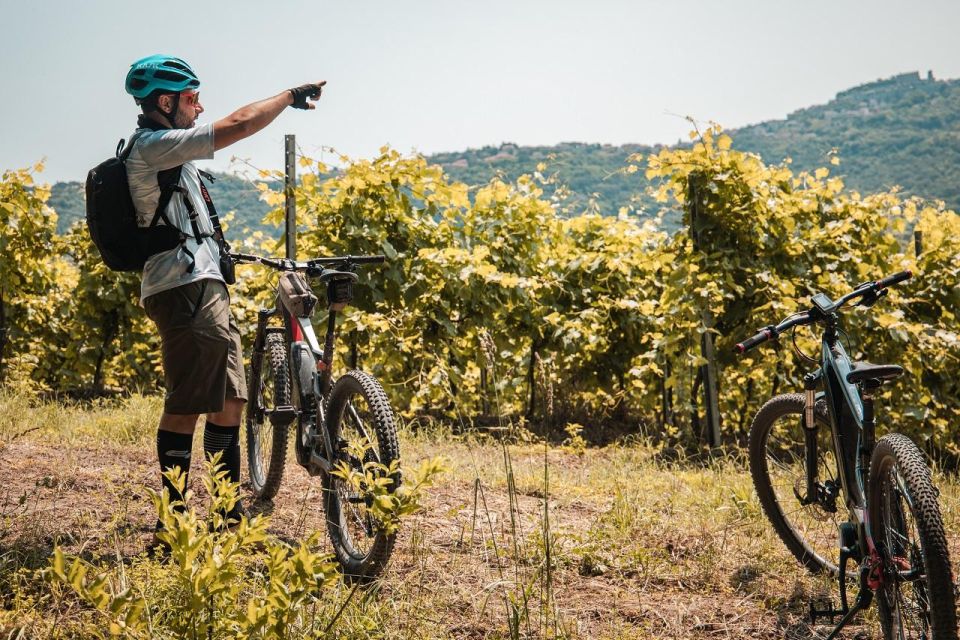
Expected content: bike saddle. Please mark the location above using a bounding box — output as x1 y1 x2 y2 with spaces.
317 269 358 283
846 361 904 385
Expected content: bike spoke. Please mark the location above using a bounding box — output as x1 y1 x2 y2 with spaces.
344 402 380 464
760 409 843 571
327 386 391 562
334 479 377 553
880 465 934 639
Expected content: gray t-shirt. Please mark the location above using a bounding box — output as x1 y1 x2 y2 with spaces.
126 122 224 301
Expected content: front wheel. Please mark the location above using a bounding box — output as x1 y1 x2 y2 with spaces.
749 393 845 575
870 433 957 640
322 370 400 582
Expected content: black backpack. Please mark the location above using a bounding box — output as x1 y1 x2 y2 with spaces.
85 132 183 272
86 130 235 281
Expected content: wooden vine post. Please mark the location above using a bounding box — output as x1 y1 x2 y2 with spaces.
687 172 722 448
285 134 297 260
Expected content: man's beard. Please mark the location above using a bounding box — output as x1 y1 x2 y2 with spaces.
174 111 196 129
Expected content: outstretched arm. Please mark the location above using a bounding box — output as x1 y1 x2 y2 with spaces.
213 81 325 151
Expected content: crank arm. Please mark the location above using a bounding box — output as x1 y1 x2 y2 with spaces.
823 566 874 640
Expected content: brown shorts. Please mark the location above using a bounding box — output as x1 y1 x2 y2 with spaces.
143 279 247 415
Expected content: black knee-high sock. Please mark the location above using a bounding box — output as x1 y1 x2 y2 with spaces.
156 430 193 511
203 422 241 486
204 422 242 521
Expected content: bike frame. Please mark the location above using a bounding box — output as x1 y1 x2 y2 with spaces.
801 315 889 636
249 260 382 477
818 335 868 515
803 307 891 529
251 299 337 474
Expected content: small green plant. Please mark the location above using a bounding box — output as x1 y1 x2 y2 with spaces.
331 445 449 535
561 423 586 456
43 454 442 638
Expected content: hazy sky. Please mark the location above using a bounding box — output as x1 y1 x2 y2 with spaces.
2 0 958 182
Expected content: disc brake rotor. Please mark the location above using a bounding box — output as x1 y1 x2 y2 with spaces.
794 477 833 522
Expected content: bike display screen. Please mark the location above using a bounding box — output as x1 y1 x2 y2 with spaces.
811 292 834 312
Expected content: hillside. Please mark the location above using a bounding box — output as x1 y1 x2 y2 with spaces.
433 71 960 215
429 141 661 218
47 71 960 233
732 71 960 206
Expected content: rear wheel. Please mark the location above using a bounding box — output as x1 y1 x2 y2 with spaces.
246 332 291 500
323 370 400 582
749 393 846 575
870 433 957 640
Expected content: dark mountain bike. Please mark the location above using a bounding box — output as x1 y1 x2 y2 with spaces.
234 252 399 582
736 271 956 640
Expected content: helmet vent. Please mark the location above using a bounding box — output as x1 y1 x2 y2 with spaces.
155 69 188 82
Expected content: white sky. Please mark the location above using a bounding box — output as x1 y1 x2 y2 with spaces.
2 0 958 182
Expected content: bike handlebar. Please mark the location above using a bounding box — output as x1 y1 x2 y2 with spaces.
734 314 812 354
735 326 777 354
734 270 913 354
230 252 386 272
876 270 912 290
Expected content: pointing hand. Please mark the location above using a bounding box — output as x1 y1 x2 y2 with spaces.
289 81 326 110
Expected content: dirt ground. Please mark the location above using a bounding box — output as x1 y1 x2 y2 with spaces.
0 439 914 639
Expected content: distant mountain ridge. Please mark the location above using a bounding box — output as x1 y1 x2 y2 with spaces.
48 71 960 234
732 71 960 206
432 71 960 217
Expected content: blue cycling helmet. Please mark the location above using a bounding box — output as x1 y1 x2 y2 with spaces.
125 54 200 102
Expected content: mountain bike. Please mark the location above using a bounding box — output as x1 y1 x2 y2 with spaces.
233 252 399 582
736 271 956 640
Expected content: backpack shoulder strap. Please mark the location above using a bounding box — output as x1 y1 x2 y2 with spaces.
118 130 147 162
151 164 208 275
154 165 209 242
197 170 229 250
150 165 186 231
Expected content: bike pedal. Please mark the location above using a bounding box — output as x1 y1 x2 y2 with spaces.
268 405 297 426
809 600 845 624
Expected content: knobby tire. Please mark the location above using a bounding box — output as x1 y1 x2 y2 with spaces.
246 332 291 500
323 370 400 582
870 433 957 640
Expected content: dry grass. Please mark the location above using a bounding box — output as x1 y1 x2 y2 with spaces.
1 391 958 638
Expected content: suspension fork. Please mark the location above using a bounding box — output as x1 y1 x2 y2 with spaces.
304 308 337 465
253 307 278 353
802 369 823 502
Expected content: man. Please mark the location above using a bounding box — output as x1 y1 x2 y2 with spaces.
123 54 324 534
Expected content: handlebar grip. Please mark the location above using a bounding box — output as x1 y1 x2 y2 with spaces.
230 252 258 264
351 255 387 264
876 270 912 290
735 327 775 354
